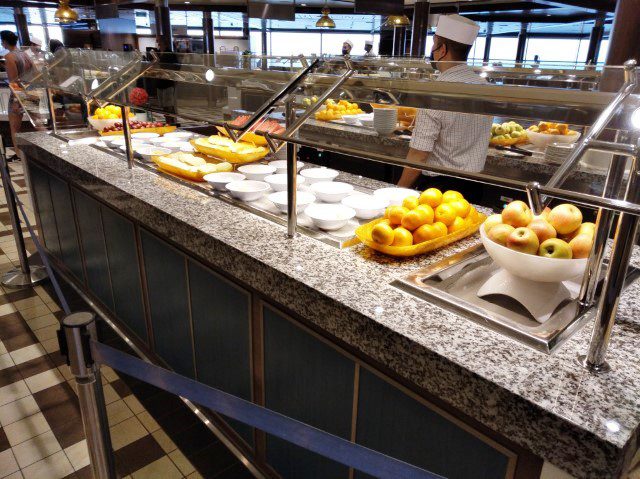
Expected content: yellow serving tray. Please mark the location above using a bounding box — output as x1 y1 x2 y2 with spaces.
355 214 486 257
191 138 269 164
99 125 177 136
216 126 269 146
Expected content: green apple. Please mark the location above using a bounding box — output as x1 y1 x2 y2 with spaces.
538 238 573 259
506 227 539 255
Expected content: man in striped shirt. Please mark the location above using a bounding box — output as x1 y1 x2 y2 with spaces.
398 15 493 202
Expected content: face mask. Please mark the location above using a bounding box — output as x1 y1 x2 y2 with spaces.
342 48 349 55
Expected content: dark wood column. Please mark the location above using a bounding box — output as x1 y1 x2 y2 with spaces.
515 23 527 65
261 19 267 56
483 22 493 63
392 26 406 56
410 0 430 57
154 0 173 51
13 7 30 47
203 10 215 54
605 0 640 66
585 15 605 65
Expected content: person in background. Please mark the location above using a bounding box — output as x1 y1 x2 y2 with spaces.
1 30 34 161
364 40 375 57
49 39 64 54
342 40 353 56
27 36 42 58
397 15 493 203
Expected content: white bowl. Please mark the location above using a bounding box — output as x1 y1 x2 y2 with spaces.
526 130 581 150
268 160 305 174
360 118 374 128
480 224 587 283
88 117 121 131
300 167 339 184
131 132 159 140
341 194 389 219
373 187 419 206
149 136 174 145
161 141 191 153
203 172 246 191
264 174 305 192
268 191 316 213
310 181 354 203
237 164 277 181
180 143 195 153
136 146 172 163
109 137 147 149
304 203 356 231
163 131 194 139
226 180 270 202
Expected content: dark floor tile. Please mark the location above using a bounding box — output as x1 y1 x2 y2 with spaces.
48 349 68 367
190 441 238 478
4 288 38 303
153 401 199 435
52 415 85 449
214 463 255 479
33 382 77 411
115 434 165 475
0 365 24 388
172 421 218 459
110 379 131 398
15 354 55 380
141 392 185 422
0 425 9 452
0 312 31 340
14 178 26 188
2 331 38 352
73 466 92 479
0 212 12 225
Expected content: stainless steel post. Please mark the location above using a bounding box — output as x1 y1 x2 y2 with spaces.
120 106 135 169
0 137 46 288
285 100 298 238
63 312 116 479
581 146 640 372
46 88 58 136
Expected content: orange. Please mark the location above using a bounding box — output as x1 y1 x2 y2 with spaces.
371 221 394 246
402 196 419 210
413 224 441 244
401 209 430 231
385 206 409 226
432 222 448 237
466 206 479 222
419 188 442 208
391 227 413 247
442 190 464 203
414 204 434 224
449 199 470 218
434 203 456 226
448 216 467 234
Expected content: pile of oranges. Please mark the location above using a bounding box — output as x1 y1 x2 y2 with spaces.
371 189 479 247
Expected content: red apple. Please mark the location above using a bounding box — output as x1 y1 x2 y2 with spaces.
548 204 583 235
569 234 593 259
501 200 533 228
488 224 515 246
506 227 540 255
528 218 557 243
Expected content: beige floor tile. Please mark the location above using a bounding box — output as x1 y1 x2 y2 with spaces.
9 344 46 366
0 396 40 427
169 449 195 476
3 471 24 479
0 341 7 355
24 369 65 394
19 305 51 321
12 297 45 312
151 429 177 454
63 439 89 471
186 472 203 479
136 411 160 433
33 324 59 343
102 383 119 404
0 380 31 407
109 416 148 451
66 379 77 395
33 286 50 300
12 430 62 468
106 399 134 427
57 365 74 381
26 313 58 332
0 449 19 478
46 302 61 313
100 366 118 383
4 412 51 447
0 303 17 316
21 450 74 479
0 352 14 371
123 395 144 415
131 456 182 479
41 337 60 354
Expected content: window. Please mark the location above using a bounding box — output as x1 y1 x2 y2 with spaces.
524 38 587 66
270 32 320 56
597 39 610 64
469 37 486 63
214 12 244 37
489 37 519 63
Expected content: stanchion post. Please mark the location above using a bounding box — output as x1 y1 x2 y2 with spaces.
0 137 46 288
285 99 298 238
63 312 116 479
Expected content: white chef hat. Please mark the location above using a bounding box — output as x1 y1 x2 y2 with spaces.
29 35 42 46
344 40 353 48
435 14 480 45
365 40 373 46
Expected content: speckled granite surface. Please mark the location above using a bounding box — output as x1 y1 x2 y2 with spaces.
18 132 640 479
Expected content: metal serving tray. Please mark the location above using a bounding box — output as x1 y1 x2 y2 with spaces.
392 245 640 353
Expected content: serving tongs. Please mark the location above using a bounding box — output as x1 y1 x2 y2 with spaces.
494 144 533 157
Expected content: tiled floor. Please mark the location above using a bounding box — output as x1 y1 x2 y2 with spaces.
0 156 251 479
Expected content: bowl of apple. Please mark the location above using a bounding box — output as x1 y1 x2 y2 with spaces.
480 201 592 283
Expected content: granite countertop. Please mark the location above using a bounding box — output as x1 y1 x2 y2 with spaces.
18 132 640 479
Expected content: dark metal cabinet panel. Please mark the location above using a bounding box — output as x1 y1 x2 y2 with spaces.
101 207 148 345
355 368 510 479
188 260 253 446
141 229 194 378
27 164 61 258
72 189 114 312
263 306 353 479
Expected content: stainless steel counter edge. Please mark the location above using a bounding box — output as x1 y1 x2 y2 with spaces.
17 132 640 479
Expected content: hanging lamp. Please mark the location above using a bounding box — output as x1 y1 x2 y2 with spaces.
316 2 335 29
384 14 410 27
54 0 79 23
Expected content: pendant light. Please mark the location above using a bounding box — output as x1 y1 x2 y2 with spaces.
384 14 410 27
316 2 335 29
54 0 79 23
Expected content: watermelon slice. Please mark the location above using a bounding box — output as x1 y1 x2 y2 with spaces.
231 115 285 135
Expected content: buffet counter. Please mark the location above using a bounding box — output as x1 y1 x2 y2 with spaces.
18 131 640 479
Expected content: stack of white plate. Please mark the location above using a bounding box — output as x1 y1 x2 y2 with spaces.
373 108 398 135
545 143 574 164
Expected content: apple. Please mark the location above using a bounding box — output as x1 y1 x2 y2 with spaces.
538 238 572 259
483 214 503 234
528 218 557 243
569 234 593 259
548 204 583 235
533 206 552 221
565 221 596 241
501 200 533 228
506 227 540 255
488 224 515 246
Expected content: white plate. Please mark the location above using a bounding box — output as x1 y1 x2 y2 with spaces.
373 187 419 206
310 181 354 203
304 203 356 231
131 132 160 140
268 191 316 213
163 131 194 139
226 180 270 202
341 194 388 219
203 172 246 191
136 146 172 163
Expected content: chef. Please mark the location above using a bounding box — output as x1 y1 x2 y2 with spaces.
364 40 376 57
397 14 493 202
342 39 353 56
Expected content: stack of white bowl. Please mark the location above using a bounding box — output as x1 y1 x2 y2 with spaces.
373 108 398 136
